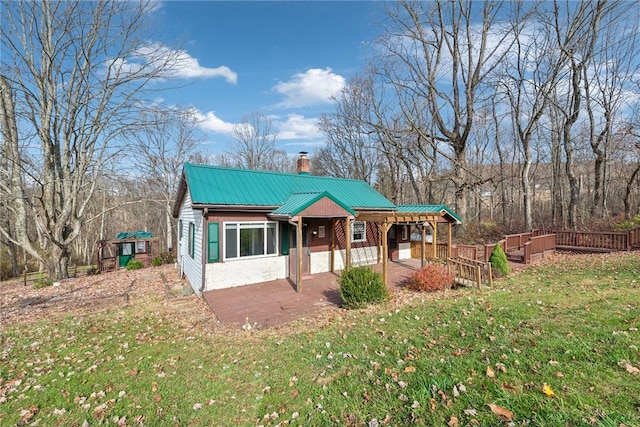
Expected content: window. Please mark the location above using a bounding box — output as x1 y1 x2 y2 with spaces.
179 220 183 239
401 225 408 241
352 221 366 243
121 243 133 256
225 222 277 259
188 222 195 258
135 241 146 254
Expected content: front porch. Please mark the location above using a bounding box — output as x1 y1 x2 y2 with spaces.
202 258 423 328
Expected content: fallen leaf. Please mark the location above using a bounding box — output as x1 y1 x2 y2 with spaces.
151 382 157 392
542 384 555 397
488 403 513 421
619 361 640 375
404 366 416 373
128 369 138 377
430 398 437 410
486 366 495 378
448 415 459 426
548 360 559 366
501 383 517 392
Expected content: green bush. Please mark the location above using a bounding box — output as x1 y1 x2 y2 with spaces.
125 259 145 270
405 264 454 292
152 257 163 267
338 266 388 309
86 265 100 276
32 277 53 289
489 244 511 277
158 251 175 264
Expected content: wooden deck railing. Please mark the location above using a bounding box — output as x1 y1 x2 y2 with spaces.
522 233 556 263
446 256 493 288
541 229 634 251
412 224 640 267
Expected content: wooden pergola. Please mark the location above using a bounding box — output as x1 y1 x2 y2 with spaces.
355 211 457 286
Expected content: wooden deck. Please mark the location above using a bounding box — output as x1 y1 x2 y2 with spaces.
202 259 423 328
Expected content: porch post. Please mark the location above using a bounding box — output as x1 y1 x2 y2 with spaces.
345 217 351 268
377 226 382 264
447 221 453 258
382 221 390 286
330 219 335 273
297 216 303 293
431 220 438 259
421 223 426 267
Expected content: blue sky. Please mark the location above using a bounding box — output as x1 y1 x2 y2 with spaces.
151 1 387 155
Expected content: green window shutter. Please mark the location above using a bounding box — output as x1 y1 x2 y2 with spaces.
280 222 289 255
208 222 219 262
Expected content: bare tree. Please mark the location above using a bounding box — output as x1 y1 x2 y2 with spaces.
551 1 607 229
375 0 514 231
315 76 380 183
130 107 204 252
0 0 180 279
226 112 284 171
583 5 640 217
498 1 566 230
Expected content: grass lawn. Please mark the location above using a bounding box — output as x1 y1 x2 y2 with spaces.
1 253 639 426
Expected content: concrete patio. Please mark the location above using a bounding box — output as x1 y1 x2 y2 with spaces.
202 259 424 328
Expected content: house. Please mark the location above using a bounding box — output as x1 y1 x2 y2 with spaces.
172 154 462 294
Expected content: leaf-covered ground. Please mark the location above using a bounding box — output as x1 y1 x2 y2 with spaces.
1 253 639 426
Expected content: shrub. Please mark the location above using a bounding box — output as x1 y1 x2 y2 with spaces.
338 266 388 309
32 277 53 289
158 251 175 264
125 259 145 270
405 264 454 292
489 244 511 277
86 265 100 276
152 257 163 267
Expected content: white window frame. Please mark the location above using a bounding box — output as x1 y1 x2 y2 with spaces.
135 241 147 254
352 221 366 243
223 221 278 261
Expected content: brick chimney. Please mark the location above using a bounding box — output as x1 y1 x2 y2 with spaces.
296 151 310 175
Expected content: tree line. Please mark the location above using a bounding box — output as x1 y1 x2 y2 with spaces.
2 0 640 280
315 0 640 234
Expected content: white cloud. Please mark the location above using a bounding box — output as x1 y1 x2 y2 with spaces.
272 68 345 108
275 113 322 140
192 110 235 134
114 43 238 83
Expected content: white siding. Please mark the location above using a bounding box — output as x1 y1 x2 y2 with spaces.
398 242 412 260
331 245 380 270
177 192 203 294
204 256 288 290
310 251 331 274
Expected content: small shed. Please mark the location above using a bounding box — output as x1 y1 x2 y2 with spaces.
97 231 159 272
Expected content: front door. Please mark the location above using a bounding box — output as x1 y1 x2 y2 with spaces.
119 243 134 268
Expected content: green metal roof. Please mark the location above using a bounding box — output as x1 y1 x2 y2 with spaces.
182 163 395 210
272 192 356 217
396 204 463 224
